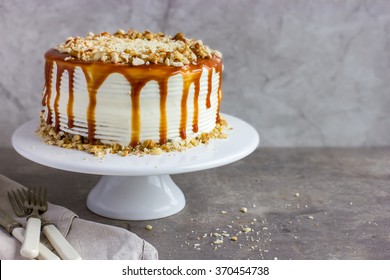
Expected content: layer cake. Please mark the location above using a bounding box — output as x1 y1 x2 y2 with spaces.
38 29 227 156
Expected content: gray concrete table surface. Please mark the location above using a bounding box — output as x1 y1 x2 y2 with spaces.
1 147 389 260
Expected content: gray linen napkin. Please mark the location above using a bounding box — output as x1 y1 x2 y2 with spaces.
0 174 158 260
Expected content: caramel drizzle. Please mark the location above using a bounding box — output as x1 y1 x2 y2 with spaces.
43 49 222 147
54 65 67 132
192 73 201 133
158 79 168 144
180 76 191 140
129 81 147 146
67 67 75 128
206 68 213 109
81 66 109 144
216 67 223 123
42 60 54 124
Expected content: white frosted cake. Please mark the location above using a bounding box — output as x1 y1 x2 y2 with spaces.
38 29 227 156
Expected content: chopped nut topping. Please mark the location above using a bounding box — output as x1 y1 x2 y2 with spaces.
55 29 222 67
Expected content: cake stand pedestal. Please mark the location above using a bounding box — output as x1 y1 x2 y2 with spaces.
86 175 185 220
12 114 259 220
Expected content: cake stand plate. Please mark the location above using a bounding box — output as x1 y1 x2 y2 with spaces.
12 114 259 220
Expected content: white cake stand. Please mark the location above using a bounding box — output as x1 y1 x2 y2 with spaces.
12 114 259 220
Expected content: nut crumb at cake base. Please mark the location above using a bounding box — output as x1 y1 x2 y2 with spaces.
36 116 229 158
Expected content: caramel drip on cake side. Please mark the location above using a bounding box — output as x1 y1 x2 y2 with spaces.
158 80 168 144
54 65 67 132
192 73 201 134
179 76 191 140
80 66 111 144
216 66 223 123
129 81 147 146
42 60 54 125
43 60 77 130
67 67 75 128
206 68 213 109
44 49 222 147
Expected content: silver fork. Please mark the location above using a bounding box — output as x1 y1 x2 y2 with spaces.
0 203 59 260
8 187 82 260
8 187 45 258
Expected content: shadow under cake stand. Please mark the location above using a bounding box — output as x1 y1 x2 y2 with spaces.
12 114 259 220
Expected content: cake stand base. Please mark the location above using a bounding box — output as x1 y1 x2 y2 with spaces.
86 175 185 220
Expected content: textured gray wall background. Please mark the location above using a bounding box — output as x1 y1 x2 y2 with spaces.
1 0 390 147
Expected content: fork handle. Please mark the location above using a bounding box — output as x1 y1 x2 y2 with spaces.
12 227 60 260
42 224 82 260
20 217 41 259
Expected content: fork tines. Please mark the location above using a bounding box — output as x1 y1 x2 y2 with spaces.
8 187 48 215
25 186 48 208
8 189 30 216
